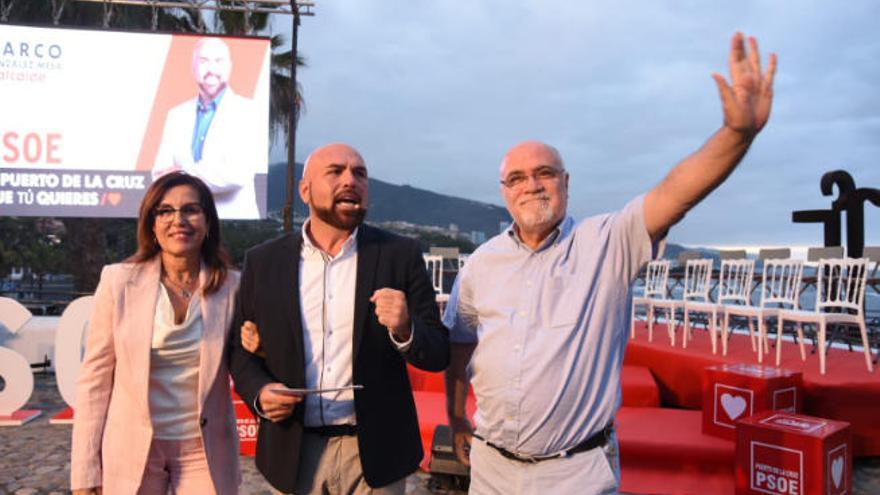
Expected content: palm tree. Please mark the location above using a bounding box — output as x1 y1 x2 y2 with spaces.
213 3 306 146
1 2 211 290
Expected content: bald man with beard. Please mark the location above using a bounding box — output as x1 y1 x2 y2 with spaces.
444 33 777 494
153 37 264 219
228 143 449 494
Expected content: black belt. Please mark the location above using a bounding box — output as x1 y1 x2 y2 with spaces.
473 425 613 464
304 424 357 437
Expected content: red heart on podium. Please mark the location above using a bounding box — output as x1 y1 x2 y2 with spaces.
107 193 122 206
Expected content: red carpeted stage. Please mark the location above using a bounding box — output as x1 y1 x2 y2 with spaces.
409 321 879 494
625 321 880 457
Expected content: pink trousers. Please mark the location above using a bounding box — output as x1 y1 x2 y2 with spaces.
137 437 217 494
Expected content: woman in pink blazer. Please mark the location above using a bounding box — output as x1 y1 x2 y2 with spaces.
71 172 240 494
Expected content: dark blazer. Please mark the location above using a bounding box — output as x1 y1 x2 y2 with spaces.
228 224 449 492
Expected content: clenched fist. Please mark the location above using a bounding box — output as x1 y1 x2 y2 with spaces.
370 288 411 342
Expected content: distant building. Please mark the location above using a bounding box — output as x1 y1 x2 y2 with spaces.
449 223 459 233
499 221 511 234
470 230 487 245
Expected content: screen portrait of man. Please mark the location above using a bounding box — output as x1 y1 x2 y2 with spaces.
152 37 265 219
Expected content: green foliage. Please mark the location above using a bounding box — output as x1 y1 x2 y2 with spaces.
220 219 285 268
0 217 65 283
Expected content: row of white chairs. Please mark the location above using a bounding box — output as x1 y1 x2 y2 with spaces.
631 255 876 375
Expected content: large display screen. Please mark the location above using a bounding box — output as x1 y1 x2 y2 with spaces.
0 24 270 219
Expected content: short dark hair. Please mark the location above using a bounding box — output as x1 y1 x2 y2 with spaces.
128 172 231 294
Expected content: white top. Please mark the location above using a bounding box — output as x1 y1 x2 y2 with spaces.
299 223 360 427
149 284 202 439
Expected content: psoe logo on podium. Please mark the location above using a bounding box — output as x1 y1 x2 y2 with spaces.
714 383 753 428
750 441 803 495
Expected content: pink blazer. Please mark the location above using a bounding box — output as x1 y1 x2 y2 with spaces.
70 258 240 494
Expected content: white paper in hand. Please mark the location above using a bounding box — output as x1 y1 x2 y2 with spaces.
269 384 364 396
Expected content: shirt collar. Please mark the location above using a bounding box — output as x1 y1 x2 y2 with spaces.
301 219 359 259
506 216 574 252
197 88 226 113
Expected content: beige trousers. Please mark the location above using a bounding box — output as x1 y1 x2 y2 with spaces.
273 432 407 495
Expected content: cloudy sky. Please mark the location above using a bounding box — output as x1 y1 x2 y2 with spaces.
271 0 879 248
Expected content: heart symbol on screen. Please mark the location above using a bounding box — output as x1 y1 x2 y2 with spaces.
720 393 747 420
107 193 122 206
832 456 843 488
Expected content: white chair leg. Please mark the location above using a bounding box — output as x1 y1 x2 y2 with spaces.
722 312 730 356
858 321 874 372
818 321 827 375
668 307 676 347
796 323 806 361
647 305 655 342
709 310 717 355
747 315 756 352
774 317 783 366
764 318 770 354
683 310 690 349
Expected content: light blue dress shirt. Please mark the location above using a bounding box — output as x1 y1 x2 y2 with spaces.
191 89 225 162
443 195 655 457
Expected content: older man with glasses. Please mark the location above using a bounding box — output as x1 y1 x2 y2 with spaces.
444 32 777 494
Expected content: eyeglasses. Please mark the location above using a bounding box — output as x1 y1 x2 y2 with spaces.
154 203 204 223
500 167 564 189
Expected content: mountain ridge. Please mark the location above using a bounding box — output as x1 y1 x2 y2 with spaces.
267 162 511 235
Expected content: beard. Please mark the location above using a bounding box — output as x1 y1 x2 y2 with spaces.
515 197 556 231
313 202 367 231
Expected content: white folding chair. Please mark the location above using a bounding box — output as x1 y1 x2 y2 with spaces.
722 259 804 362
423 254 447 307
652 259 713 348
630 260 671 342
682 259 750 354
686 259 755 355
776 258 873 375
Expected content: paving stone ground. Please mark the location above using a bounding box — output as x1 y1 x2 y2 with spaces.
2 373 877 494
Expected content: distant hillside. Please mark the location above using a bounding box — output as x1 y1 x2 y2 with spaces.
267 162 511 235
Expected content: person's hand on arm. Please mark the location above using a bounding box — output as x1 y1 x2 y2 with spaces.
445 342 476 466
644 32 777 241
240 320 266 358
370 288 412 344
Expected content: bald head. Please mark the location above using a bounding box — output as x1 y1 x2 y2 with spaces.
302 143 365 180
192 38 232 103
500 141 564 177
